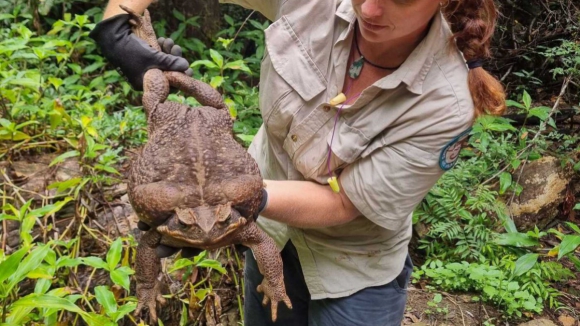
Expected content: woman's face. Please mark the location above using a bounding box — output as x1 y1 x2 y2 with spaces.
351 0 441 44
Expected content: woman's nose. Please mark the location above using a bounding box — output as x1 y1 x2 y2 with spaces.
360 0 384 20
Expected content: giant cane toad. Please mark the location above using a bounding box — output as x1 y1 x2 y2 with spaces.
121 6 292 323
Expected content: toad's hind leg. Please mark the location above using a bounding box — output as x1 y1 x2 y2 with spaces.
134 230 166 324
142 69 169 118
164 71 226 110
235 223 292 321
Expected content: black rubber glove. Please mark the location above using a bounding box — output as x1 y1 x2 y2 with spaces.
89 14 190 91
137 221 202 258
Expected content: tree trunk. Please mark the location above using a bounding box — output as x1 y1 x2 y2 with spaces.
150 0 221 43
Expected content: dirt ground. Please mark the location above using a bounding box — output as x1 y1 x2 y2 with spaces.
402 286 580 326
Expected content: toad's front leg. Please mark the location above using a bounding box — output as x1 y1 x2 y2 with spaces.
134 230 167 324
236 222 292 321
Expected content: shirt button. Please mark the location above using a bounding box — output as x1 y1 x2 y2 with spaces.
322 105 331 112
291 134 298 142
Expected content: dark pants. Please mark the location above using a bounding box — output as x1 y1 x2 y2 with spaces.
243 241 412 326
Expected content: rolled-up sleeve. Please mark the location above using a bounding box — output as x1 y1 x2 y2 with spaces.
340 141 444 230
219 0 282 21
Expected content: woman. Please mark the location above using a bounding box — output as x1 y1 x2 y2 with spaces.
90 0 505 325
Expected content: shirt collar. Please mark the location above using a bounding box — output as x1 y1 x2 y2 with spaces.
335 1 450 95
336 0 355 23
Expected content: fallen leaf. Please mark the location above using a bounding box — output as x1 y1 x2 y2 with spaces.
405 312 420 323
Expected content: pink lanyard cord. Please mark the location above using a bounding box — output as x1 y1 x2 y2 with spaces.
326 80 361 178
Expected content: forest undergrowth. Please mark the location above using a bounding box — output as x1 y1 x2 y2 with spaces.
0 1 579 325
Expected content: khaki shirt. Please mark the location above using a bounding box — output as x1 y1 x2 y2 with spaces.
220 0 474 299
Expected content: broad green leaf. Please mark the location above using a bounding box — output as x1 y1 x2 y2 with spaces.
8 245 50 290
15 120 39 129
169 258 195 273
67 63 82 74
0 247 28 284
558 235 580 259
190 60 217 69
505 100 525 109
106 238 123 270
196 260 226 274
565 221 580 234
28 198 72 218
522 91 532 110
94 164 120 175
12 294 88 317
75 15 88 26
56 257 83 269
4 305 34 325
49 150 79 167
224 15 234 26
34 278 52 294
513 253 538 277
172 8 185 21
113 302 136 322
236 134 254 143
224 60 251 73
494 232 539 247
432 293 442 303
85 312 116 326
0 118 12 128
110 268 131 290
26 264 54 279
209 49 224 68
48 177 83 192
483 286 498 297
1 131 31 141
574 203 580 211
9 78 40 90
82 62 105 74
507 281 520 291
210 76 224 89
94 286 117 315
81 257 108 270
528 107 550 121
499 172 512 195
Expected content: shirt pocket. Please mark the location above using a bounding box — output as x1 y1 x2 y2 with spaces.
260 15 327 139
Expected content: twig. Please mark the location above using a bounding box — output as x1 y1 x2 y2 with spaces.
481 75 572 186
500 64 514 82
508 159 528 206
231 10 256 45
443 293 466 326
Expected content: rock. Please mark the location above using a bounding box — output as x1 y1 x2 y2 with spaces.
5 154 81 201
518 319 558 326
558 315 579 326
509 156 574 231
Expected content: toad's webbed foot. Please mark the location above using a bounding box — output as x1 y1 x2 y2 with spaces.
257 276 293 322
119 5 160 51
134 280 167 324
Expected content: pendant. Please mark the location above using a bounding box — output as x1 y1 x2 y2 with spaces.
349 56 364 79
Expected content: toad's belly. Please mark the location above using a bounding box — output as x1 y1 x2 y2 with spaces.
159 235 238 250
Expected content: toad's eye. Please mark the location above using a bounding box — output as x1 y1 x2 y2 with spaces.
178 219 188 228
218 214 231 223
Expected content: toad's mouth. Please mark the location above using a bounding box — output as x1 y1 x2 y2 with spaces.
156 217 247 246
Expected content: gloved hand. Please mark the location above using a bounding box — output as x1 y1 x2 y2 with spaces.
137 221 202 258
89 14 191 91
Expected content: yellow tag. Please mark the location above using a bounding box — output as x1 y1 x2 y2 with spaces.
328 176 340 193
329 93 346 106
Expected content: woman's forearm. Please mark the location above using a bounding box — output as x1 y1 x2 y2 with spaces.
104 0 155 19
260 179 361 229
